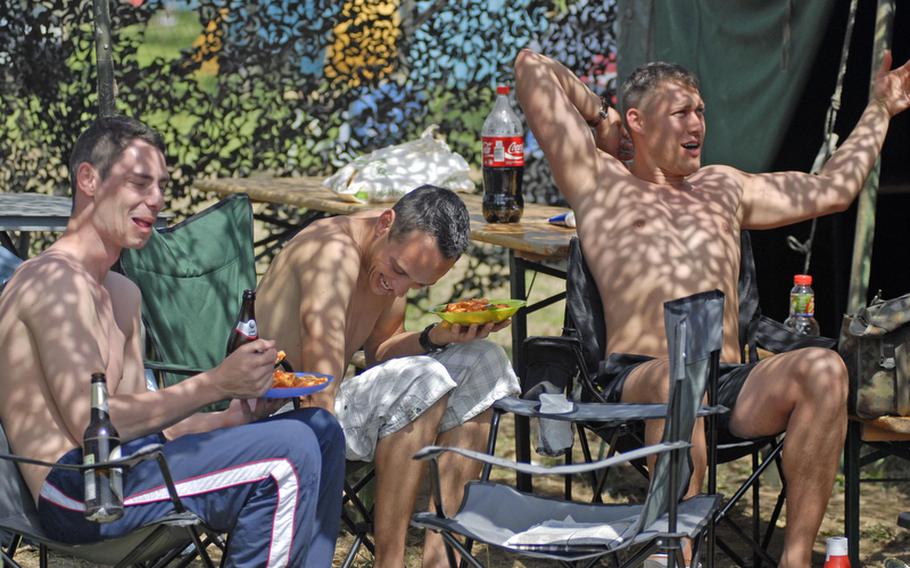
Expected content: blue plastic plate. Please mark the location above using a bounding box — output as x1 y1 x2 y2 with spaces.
263 372 333 398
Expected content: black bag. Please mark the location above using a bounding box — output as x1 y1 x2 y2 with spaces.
840 292 910 419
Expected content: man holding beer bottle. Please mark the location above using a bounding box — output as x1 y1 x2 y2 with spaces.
0 116 344 567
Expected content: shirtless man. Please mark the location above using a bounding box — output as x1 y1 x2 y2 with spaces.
256 184 520 568
0 116 344 567
515 49 910 566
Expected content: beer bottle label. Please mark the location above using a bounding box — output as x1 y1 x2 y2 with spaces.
234 319 258 339
83 453 97 501
110 446 123 501
482 136 524 167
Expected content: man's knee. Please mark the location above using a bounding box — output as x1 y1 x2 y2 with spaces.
793 348 848 409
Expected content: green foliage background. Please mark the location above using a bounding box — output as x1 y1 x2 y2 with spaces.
0 0 618 298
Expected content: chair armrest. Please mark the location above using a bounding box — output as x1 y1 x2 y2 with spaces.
493 396 727 423
145 359 205 376
413 441 689 477
753 315 836 353
0 443 164 472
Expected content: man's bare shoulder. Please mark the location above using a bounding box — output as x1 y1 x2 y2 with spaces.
287 216 362 258
2 252 91 313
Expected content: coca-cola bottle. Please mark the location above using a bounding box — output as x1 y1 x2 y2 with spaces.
226 289 258 355
481 85 524 223
83 372 124 523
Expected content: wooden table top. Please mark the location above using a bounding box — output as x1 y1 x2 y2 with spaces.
194 176 576 261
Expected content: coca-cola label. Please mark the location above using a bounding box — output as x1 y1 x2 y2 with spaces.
482 136 524 167
234 319 258 339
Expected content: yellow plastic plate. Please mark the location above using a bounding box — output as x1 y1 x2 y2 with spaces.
430 299 526 325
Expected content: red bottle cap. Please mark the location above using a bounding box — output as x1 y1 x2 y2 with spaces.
496 85 510 95
794 274 812 286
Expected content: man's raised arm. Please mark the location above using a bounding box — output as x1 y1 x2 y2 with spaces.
741 50 910 229
514 48 629 206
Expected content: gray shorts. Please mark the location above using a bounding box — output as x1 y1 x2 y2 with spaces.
334 340 520 462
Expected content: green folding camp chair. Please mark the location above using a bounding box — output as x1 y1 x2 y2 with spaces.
119 193 256 402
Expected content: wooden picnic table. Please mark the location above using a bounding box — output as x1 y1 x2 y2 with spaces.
193 176 575 262
194 176 576 491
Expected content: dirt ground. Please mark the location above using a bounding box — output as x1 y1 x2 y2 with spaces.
9 419 910 567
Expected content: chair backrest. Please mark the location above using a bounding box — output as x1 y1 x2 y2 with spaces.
119 193 256 388
565 238 606 375
637 290 724 533
567 232 779 372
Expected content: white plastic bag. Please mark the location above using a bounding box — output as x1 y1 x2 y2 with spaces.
324 125 475 203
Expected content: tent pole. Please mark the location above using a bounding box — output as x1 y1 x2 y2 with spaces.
93 0 116 117
846 0 894 315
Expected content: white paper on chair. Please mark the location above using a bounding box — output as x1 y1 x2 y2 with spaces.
538 393 574 414
503 516 626 548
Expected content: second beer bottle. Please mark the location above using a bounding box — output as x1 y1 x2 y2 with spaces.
226 289 258 355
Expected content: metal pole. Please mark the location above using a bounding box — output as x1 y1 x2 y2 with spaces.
93 0 116 117
846 0 894 315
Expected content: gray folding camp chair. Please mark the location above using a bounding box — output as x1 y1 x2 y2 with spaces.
0 421 221 568
411 290 727 568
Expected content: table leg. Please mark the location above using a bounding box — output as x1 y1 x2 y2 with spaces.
845 419 861 567
509 252 533 492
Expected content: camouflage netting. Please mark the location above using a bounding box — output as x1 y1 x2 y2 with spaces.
0 0 617 301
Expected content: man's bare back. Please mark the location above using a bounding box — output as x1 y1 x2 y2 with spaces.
257 211 401 388
576 165 745 362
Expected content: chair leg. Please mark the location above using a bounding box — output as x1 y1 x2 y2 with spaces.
845 419 862 567
439 532 483 568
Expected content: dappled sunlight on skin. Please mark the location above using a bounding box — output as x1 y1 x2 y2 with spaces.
256 216 362 407
0 254 108 498
578 168 742 362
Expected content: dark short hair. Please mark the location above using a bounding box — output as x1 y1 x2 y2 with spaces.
390 185 470 260
619 61 700 126
69 115 166 199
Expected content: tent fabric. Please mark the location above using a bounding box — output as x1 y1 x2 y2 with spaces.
616 0 835 172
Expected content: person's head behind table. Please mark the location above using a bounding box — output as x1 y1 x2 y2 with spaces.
68 115 166 209
390 184 470 260
365 184 469 298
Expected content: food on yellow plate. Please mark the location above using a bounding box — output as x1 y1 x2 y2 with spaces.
443 298 510 313
272 369 329 389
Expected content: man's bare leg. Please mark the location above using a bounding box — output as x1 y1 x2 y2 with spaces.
421 408 493 568
621 359 701 564
729 348 848 568
372 396 448 568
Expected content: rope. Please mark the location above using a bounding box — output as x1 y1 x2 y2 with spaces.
787 0 858 274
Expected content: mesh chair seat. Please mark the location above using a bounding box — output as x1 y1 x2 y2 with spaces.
413 481 721 563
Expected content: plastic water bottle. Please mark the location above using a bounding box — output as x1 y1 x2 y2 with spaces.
783 274 820 336
481 85 524 223
824 536 850 567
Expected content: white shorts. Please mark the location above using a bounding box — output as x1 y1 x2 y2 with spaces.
334 340 520 462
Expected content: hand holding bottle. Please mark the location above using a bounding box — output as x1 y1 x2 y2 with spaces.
215 339 277 399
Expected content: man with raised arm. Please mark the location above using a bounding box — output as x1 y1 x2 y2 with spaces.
515 49 910 566
256 184 520 568
0 116 344 567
